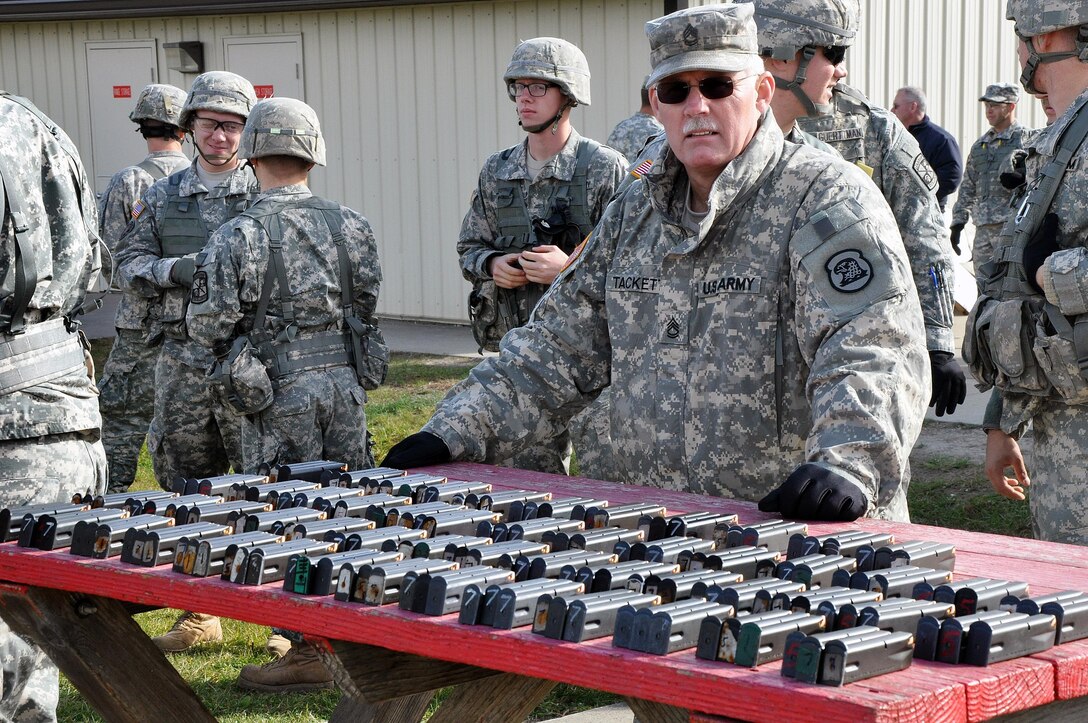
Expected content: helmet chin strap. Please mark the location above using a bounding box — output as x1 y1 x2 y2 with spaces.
1018 35 1078 94
773 46 833 117
520 101 573 134
195 144 238 168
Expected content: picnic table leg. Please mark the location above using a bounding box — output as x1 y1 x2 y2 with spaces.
626 696 694 723
427 672 558 723
0 582 215 723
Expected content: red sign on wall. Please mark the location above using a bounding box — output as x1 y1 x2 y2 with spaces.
254 85 274 98
113 85 132 99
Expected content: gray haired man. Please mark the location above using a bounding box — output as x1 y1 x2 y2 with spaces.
386 3 927 523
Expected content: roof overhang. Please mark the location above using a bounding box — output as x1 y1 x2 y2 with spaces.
0 1 458 22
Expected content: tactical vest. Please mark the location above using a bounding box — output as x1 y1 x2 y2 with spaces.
0 92 88 394
964 126 1028 226
492 137 600 253
242 196 387 389
965 105 1088 402
803 85 870 164
158 169 257 258
136 157 171 182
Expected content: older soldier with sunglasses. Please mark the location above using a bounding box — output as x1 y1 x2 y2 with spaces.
385 3 927 523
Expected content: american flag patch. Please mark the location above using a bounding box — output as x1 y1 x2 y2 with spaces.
631 158 653 178
131 199 146 219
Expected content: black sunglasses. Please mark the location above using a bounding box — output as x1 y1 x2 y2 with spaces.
821 45 848 65
655 75 755 105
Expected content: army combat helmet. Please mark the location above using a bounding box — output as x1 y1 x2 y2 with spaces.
239 97 326 166
178 71 257 168
1006 0 1088 94
129 83 187 139
753 0 857 116
503 37 591 133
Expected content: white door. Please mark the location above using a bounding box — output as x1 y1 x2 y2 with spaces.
85 40 159 195
223 35 303 101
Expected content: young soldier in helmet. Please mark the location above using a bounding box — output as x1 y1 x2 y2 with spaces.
98 83 190 494
969 0 1088 545
114 70 259 652
761 0 966 418
187 96 386 691
387 3 927 523
458 37 626 475
951 83 1030 279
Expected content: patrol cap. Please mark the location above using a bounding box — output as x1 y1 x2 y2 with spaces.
1006 0 1088 37
239 97 326 166
178 71 257 128
645 3 760 87
129 84 187 125
504 37 592 106
979 83 1020 103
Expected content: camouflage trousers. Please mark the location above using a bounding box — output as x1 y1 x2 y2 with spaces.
99 329 160 493
502 431 571 476
242 366 372 474
149 352 242 489
0 430 107 723
971 223 1004 281
568 391 613 481
1026 401 1088 545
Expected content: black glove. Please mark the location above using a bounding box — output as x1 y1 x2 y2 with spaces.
381 431 451 469
929 350 967 417
1022 213 1061 293
999 169 1026 190
170 257 196 287
758 463 868 521
949 223 964 255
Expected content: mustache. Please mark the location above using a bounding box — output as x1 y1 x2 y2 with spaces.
682 118 718 135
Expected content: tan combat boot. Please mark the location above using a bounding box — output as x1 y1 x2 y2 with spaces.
236 641 335 693
153 611 223 652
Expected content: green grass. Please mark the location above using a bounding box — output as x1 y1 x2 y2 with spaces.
70 339 1025 720
74 340 613 721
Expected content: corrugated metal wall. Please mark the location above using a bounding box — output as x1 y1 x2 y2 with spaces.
0 0 1046 323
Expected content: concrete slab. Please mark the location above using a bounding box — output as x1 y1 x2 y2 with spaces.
543 702 633 723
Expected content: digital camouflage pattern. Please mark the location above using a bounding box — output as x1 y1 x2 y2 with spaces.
645 2 759 86
989 88 1088 544
239 97 325 166
1 93 107 722
187 185 383 472
606 112 663 162
97 150 191 492
427 115 928 521
177 71 257 130
129 84 187 125
797 83 956 353
1005 0 1088 38
459 129 625 473
952 122 1028 276
114 163 258 486
979 83 1020 104
504 37 592 106
753 0 857 60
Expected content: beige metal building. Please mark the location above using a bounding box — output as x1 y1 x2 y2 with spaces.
0 0 1046 324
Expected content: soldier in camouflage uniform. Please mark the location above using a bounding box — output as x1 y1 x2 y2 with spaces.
781 0 965 418
459 37 626 475
98 83 190 493
115 71 259 652
968 0 1088 545
0 91 106 722
188 97 385 692
606 81 663 161
386 3 928 523
951 83 1030 280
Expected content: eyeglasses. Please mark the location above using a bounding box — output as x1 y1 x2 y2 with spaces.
654 75 756 105
507 81 554 99
192 116 245 135
820 45 848 65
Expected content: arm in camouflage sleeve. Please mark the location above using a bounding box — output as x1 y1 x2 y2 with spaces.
423 195 619 461
1036 165 1088 315
792 171 929 519
184 223 245 353
346 212 382 326
950 145 978 228
881 125 956 353
113 182 179 297
456 159 507 283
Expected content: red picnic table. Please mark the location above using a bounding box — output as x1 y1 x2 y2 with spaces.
0 461 1086 722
